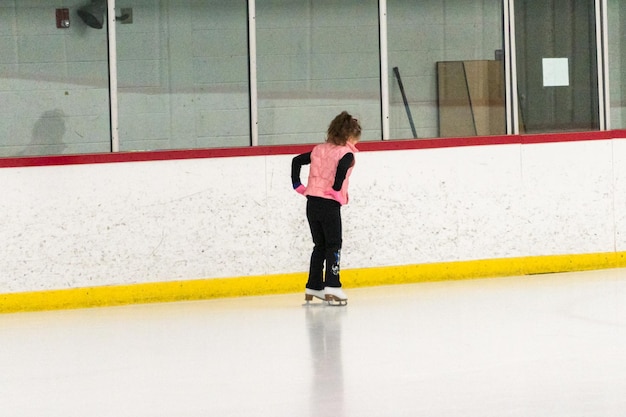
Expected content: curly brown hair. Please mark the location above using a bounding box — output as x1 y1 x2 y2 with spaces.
326 111 362 145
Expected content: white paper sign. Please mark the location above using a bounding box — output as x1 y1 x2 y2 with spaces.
542 58 569 87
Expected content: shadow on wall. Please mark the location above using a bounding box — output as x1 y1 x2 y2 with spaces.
20 109 68 156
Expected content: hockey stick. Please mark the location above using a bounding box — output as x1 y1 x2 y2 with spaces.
393 66 418 138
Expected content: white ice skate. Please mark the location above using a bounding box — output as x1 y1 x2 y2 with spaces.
304 288 326 305
324 287 347 306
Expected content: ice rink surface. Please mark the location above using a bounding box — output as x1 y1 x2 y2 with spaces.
1 268 626 417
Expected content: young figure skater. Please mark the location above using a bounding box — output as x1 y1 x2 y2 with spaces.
291 111 361 305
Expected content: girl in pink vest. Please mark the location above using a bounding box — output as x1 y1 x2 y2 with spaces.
291 111 361 306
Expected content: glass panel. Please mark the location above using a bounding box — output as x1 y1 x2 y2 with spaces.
514 0 599 133
256 0 381 145
0 0 111 157
116 1 250 151
387 0 505 139
608 0 626 129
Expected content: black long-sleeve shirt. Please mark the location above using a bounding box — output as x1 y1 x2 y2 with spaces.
291 151 354 191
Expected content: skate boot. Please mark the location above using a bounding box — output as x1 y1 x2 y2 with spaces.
304 288 326 304
324 287 347 306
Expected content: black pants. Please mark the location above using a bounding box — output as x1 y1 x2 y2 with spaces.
306 196 342 290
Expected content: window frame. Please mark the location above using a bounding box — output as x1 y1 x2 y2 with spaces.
0 0 618 165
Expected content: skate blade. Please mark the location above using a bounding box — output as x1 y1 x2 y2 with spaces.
325 296 347 307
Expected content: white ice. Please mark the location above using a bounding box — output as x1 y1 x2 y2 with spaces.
1 268 626 417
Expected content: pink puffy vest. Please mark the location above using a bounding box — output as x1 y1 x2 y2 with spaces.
305 142 357 204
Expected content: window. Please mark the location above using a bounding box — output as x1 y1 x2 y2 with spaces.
117 1 250 151
0 0 620 159
608 0 626 129
514 0 599 133
386 0 505 139
256 0 381 145
0 0 111 157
